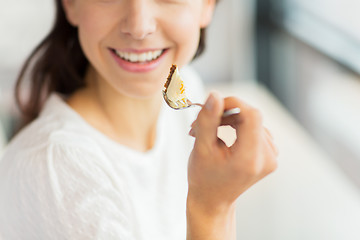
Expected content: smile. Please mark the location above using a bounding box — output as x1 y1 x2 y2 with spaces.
109 48 168 73
111 49 165 63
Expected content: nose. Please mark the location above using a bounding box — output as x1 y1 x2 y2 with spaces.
120 1 157 40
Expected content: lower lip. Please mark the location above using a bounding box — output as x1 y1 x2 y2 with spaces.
110 49 168 73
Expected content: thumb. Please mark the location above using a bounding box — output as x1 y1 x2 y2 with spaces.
193 92 224 146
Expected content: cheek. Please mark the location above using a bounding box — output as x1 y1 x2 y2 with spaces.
163 9 202 65
76 7 113 63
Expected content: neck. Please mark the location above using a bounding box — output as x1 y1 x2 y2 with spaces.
67 69 163 152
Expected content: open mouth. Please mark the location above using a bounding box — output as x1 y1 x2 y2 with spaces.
110 48 166 64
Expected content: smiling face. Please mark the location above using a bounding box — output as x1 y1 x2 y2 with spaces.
62 0 215 99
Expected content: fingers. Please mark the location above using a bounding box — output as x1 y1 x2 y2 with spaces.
262 130 279 174
222 98 279 173
264 127 274 140
190 95 260 139
219 114 242 129
189 94 278 184
221 97 264 153
264 127 279 157
190 94 279 159
191 92 224 146
222 97 262 127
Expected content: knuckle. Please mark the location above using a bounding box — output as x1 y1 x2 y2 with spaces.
248 109 263 123
246 164 261 176
194 117 208 131
265 156 278 174
196 114 208 128
198 108 209 119
234 155 278 177
227 96 247 107
236 160 262 176
225 96 239 102
194 141 214 157
268 158 278 173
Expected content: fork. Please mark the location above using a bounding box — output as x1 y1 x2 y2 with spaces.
162 91 240 117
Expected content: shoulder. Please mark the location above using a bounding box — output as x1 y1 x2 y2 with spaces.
1 129 109 189
1 127 110 186
0 94 113 191
0 97 131 230
3 94 99 159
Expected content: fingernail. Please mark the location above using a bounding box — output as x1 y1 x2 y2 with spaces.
205 93 215 111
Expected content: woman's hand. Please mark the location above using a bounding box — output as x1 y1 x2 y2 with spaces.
186 92 278 240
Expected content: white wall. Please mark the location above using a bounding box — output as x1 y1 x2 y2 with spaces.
0 0 54 88
191 0 255 83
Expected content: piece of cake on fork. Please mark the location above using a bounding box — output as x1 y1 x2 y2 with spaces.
163 64 189 108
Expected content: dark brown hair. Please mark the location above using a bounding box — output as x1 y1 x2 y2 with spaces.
15 0 216 129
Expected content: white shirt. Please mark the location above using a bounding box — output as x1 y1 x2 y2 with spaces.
0 67 204 240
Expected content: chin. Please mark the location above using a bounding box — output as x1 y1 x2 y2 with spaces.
117 83 163 100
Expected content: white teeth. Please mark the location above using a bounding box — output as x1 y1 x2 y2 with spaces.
114 49 163 62
146 52 152 60
139 53 146 62
129 53 137 62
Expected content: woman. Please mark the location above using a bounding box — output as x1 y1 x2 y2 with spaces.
0 0 277 239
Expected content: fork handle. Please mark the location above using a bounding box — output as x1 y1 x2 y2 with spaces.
190 103 204 108
222 108 241 117
189 102 241 117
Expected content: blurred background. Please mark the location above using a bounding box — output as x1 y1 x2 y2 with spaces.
1 0 360 239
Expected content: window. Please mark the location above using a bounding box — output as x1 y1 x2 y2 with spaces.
255 0 360 187
283 0 360 74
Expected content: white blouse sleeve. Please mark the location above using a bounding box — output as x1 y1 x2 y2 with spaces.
0 142 134 240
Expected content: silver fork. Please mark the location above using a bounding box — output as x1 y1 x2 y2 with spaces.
162 91 240 117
